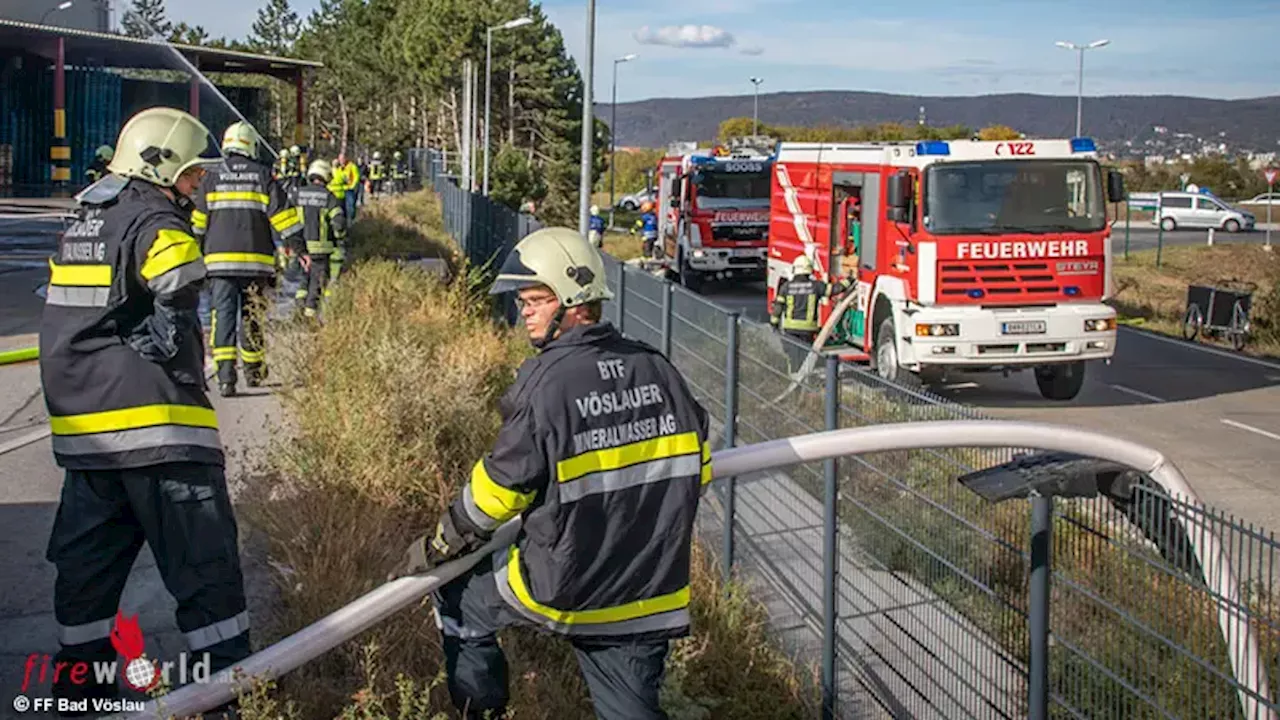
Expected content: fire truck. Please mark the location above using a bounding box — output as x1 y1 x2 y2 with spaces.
651 137 775 290
767 137 1127 400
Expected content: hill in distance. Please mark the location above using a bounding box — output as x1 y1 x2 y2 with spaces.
597 90 1280 153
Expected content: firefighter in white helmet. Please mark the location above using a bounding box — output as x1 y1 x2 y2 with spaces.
391 227 712 720
190 120 302 397
769 253 850 372
588 204 605 247
39 107 249 718
287 159 348 317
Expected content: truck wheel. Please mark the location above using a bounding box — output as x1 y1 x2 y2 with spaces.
678 252 703 292
1034 361 1085 401
872 318 920 388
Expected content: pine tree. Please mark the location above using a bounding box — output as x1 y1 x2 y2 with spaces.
121 0 171 38
248 0 301 56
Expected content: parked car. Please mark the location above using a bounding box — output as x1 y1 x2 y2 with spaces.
1243 193 1280 205
616 189 655 211
1152 191 1256 232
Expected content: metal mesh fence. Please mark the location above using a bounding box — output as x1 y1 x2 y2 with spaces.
601 252 1280 720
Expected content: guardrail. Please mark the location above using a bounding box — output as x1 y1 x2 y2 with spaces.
599 254 1280 720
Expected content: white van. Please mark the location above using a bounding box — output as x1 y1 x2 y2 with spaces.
1153 191 1256 232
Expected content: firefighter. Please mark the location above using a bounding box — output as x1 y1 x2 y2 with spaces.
631 201 658 259
336 151 360 221
770 254 849 371
390 226 712 720
291 159 347 318
83 145 113 184
191 121 302 397
38 107 249 716
588 204 605 247
391 150 409 194
368 151 386 197
328 153 349 199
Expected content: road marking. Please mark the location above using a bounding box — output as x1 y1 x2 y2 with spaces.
1220 418 1280 442
1120 326 1280 372
1109 384 1165 403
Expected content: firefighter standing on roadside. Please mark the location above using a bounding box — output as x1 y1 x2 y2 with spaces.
290 159 347 318
335 151 360 221
588 204 605 247
190 121 302 397
83 145 113 184
368 151 386 197
631 201 658 259
390 227 712 720
769 254 849 372
391 150 409 194
39 107 250 718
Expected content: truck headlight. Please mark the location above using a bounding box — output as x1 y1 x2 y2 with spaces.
1084 318 1116 332
915 323 959 337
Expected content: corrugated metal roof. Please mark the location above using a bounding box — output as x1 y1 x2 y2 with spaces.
0 18 322 76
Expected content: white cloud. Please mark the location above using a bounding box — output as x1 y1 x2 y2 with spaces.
634 24 735 49
739 46 765 56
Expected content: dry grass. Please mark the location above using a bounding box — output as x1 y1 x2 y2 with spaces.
227 192 817 719
1109 243 1280 355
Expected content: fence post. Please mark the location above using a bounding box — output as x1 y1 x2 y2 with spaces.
822 354 840 720
721 311 740 582
661 283 673 358
1028 494 1053 720
615 262 627 333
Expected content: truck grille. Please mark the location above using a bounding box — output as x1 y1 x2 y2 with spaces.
938 261 1060 300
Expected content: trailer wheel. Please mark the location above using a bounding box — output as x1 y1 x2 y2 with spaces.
1034 361 1086 401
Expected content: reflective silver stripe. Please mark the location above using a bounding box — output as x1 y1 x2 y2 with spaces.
461 482 502 531
277 223 302 238
192 226 206 236
52 425 223 456
60 617 114 645
207 200 267 211
185 610 249 650
46 285 111 307
492 548 691 636
205 261 274 274
559 454 700 504
433 607 492 639
147 260 207 295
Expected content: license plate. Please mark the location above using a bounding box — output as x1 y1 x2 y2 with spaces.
732 248 760 257
1002 320 1046 335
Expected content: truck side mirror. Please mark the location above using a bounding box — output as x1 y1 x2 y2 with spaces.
1107 170 1126 204
886 171 912 223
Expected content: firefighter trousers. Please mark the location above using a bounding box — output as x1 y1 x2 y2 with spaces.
45 463 250 708
304 254 332 316
209 275 270 386
782 329 816 373
433 552 670 719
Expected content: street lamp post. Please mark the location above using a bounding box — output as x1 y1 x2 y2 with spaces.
1055 39 1109 137
483 16 533 196
578 0 596 237
609 53 636 228
749 77 763 136
40 0 74 25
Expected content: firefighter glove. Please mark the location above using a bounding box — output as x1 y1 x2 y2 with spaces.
388 505 482 580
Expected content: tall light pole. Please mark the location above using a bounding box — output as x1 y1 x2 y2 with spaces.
1055 39 1109 137
578 0 596 236
749 77 763 136
609 53 636 228
484 16 532 196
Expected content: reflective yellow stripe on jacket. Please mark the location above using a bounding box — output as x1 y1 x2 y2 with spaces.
46 259 112 307
49 403 223 460
204 251 276 274
141 228 205 295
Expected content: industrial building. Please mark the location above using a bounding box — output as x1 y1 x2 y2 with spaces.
0 17 321 196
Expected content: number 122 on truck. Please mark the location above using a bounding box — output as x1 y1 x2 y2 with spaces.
766 137 1128 401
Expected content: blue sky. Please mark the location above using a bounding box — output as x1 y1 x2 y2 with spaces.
167 0 1279 102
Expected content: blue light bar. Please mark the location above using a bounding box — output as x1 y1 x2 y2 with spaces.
967 288 985 299
916 141 950 156
1070 137 1097 153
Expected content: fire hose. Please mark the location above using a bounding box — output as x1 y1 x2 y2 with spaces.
0 346 38 366
769 287 862 405
109 420 1271 720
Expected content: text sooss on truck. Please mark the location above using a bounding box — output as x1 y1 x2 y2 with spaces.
767 137 1127 401
653 138 774 291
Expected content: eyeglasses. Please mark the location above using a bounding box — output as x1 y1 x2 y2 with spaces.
515 294 558 311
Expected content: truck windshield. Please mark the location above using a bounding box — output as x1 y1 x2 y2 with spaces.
924 160 1105 235
693 170 771 209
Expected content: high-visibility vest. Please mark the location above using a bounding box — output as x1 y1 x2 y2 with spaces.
328 164 348 198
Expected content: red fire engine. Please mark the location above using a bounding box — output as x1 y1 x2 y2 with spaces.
651 137 775 290
767 137 1127 400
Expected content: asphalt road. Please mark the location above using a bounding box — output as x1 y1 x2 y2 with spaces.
691 264 1280 534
